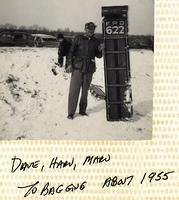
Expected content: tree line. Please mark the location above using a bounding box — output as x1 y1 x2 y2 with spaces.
0 23 78 37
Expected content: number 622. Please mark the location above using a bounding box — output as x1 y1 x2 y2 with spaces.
105 25 125 35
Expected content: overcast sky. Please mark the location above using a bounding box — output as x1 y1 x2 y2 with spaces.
0 0 154 35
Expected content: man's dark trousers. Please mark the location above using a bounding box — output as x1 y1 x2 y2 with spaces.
68 70 93 115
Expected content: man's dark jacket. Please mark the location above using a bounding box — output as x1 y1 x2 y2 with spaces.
68 34 102 73
58 38 71 67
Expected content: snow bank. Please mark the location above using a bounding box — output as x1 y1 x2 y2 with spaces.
0 47 153 140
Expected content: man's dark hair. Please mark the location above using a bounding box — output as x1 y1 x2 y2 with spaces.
57 33 64 39
85 22 96 30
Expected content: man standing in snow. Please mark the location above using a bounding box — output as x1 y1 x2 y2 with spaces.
66 22 103 119
57 33 71 68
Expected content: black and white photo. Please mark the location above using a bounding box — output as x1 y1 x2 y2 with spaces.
0 0 154 140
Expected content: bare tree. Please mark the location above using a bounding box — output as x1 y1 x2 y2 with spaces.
19 25 28 30
0 23 18 30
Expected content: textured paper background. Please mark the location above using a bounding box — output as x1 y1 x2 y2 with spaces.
0 0 178 199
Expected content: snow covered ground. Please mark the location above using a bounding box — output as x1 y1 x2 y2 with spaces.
0 47 153 140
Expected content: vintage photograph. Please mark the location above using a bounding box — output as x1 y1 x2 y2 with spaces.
0 0 154 140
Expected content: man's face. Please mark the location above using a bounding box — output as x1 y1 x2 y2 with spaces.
85 28 95 37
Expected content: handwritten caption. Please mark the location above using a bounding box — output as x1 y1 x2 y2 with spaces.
10 155 175 198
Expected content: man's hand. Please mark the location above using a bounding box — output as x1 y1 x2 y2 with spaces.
65 65 73 73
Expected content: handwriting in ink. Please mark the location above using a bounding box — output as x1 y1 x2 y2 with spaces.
40 181 87 196
102 175 134 188
83 154 111 165
17 181 87 197
11 156 40 173
49 156 76 170
18 181 39 197
140 170 175 184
